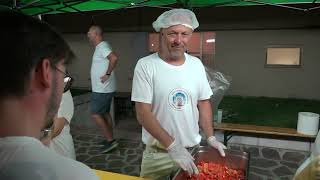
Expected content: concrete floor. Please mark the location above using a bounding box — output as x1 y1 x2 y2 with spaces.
71 116 310 180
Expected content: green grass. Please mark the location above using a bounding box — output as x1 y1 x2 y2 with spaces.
218 96 320 128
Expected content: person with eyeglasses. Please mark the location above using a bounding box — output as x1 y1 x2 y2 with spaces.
87 25 119 153
41 76 76 159
0 8 98 180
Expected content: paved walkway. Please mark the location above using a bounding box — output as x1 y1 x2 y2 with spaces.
70 117 310 180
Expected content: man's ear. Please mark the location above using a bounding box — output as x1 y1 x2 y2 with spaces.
35 59 53 89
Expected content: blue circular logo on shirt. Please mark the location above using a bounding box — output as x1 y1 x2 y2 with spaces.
168 88 189 110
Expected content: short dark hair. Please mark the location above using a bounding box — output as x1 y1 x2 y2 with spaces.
0 7 75 99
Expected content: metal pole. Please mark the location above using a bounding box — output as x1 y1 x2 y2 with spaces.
243 0 306 11
307 5 320 11
19 0 41 9
13 0 17 8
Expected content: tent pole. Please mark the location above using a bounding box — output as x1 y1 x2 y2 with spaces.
62 2 86 15
19 0 41 9
52 0 86 14
136 5 173 9
31 0 87 16
13 0 17 8
243 0 306 11
307 5 320 11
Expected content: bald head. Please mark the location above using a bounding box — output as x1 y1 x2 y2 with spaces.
90 25 103 36
87 25 103 45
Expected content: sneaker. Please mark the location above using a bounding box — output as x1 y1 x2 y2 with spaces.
108 139 119 146
100 140 118 153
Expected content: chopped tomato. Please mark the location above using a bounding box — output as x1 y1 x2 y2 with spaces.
188 161 245 180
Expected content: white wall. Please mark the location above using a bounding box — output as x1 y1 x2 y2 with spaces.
63 32 148 92
64 29 320 100
63 34 92 88
214 29 320 100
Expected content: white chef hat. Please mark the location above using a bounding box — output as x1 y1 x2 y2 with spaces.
152 8 199 32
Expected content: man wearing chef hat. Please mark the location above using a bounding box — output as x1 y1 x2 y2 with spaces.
131 8 226 179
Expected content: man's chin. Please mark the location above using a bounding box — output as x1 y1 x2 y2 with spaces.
170 51 185 59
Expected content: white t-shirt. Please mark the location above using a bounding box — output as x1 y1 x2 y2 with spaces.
90 41 117 93
0 136 98 180
131 53 213 147
49 90 75 159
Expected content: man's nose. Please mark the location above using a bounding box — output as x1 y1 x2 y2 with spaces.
174 34 182 44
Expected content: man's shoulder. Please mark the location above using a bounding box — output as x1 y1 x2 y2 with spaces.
140 52 158 60
0 137 98 180
137 53 159 66
97 41 111 50
186 53 201 61
54 156 98 179
185 53 204 67
0 158 98 180
99 41 109 46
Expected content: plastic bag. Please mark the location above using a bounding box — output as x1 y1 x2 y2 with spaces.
205 66 231 120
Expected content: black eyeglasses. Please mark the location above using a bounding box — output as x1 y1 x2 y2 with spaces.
54 67 73 92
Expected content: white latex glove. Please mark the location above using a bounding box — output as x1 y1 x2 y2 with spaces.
167 140 199 176
207 136 227 157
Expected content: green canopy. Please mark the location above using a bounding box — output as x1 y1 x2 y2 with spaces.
2 0 320 15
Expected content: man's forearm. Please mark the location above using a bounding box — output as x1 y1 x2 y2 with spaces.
198 100 214 138
106 52 118 75
51 117 67 139
135 102 174 148
106 60 116 75
201 117 214 138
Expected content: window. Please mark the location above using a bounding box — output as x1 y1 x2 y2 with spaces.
266 46 301 67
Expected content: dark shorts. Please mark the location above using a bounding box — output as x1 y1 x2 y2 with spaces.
91 92 115 115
